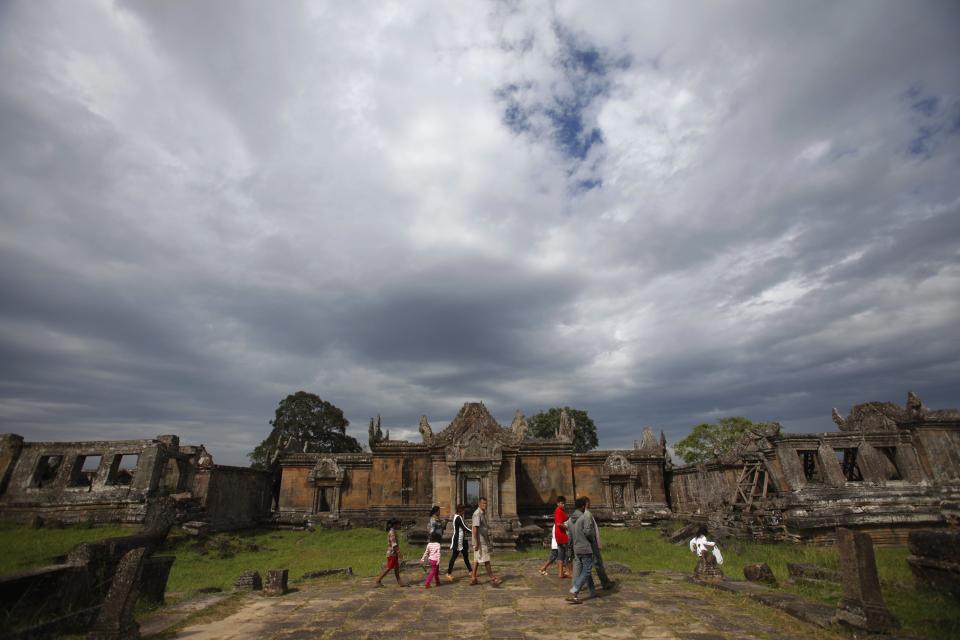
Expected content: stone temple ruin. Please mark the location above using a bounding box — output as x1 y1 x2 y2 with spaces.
0 392 958 546
0 434 271 532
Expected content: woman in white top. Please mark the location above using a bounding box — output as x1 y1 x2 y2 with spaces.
445 503 472 581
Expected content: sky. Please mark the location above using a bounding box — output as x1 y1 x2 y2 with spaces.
1 1 958 466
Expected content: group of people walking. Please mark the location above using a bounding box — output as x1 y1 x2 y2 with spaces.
375 494 614 603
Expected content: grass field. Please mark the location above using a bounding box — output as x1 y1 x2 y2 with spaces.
1 523 957 639
0 522 134 574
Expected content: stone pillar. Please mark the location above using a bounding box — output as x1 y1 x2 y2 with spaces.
87 547 146 640
0 433 24 496
499 454 518 519
835 528 899 633
488 464 500 520
776 444 807 490
817 443 846 487
264 569 289 596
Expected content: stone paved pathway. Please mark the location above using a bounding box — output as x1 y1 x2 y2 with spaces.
158 559 847 640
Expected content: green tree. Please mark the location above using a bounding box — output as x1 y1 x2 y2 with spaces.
674 416 755 464
528 407 599 453
249 391 361 469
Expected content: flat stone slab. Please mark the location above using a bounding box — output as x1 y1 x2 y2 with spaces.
160 559 848 640
140 593 229 637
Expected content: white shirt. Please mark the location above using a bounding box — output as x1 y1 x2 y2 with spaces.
689 535 723 564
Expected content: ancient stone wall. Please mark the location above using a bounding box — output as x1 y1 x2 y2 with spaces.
0 436 181 525
665 393 960 543
516 447 574 513
0 434 271 532
196 465 272 530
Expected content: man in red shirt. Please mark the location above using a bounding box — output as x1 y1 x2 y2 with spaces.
539 495 572 577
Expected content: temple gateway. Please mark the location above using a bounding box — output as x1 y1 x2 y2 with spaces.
275 402 671 545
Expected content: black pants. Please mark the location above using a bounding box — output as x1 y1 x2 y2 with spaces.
447 540 472 573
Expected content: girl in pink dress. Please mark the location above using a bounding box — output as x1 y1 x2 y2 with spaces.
421 531 443 588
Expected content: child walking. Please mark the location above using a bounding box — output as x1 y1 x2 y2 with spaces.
421 531 442 588
375 518 406 587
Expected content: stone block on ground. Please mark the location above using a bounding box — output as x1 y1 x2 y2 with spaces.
604 561 633 574
743 563 777 585
835 527 898 633
182 521 210 537
786 562 840 583
234 570 262 591
693 553 723 583
264 569 289 596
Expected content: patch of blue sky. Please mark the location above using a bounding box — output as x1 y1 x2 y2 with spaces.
902 85 959 158
495 23 630 165
576 178 602 192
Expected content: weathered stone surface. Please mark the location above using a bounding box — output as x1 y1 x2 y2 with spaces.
605 561 633 574
182 521 211 537
164 558 846 640
139 555 175 605
234 570 262 591
264 569 289 596
87 546 146 640
669 523 699 544
835 528 898 633
743 563 776 585
786 562 840 583
693 553 724 583
300 567 353 580
908 529 960 596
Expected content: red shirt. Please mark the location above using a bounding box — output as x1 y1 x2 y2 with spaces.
554 505 569 545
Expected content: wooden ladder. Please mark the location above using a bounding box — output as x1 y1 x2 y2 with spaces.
731 461 769 512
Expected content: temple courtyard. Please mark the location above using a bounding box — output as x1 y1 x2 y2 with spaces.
143 558 846 640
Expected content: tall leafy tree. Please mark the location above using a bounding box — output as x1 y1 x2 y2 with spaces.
674 416 755 464
528 407 599 453
249 391 361 469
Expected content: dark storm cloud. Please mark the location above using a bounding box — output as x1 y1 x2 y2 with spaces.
1 1 958 463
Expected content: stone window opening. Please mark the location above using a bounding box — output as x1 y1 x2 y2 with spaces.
107 454 139 485
835 448 863 482
31 455 63 488
877 447 903 480
70 454 102 487
797 450 823 483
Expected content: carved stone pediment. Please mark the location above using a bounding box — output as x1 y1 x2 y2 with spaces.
433 402 515 453
308 457 343 484
602 453 635 476
445 432 503 463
